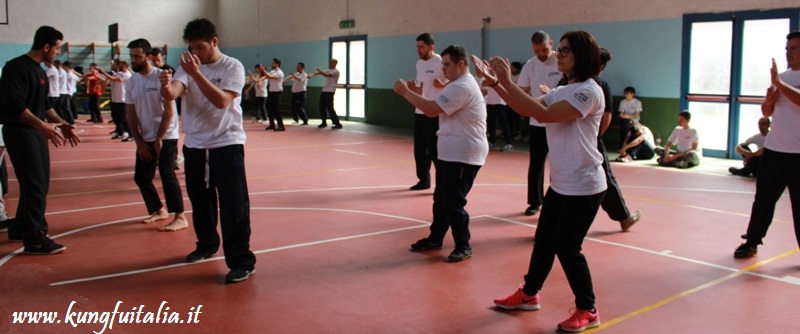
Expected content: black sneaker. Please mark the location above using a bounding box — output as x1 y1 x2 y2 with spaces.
186 249 216 263
317 123 328 128
409 182 430 191
447 248 473 262
274 127 286 132
331 124 343 130
524 205 540 216
734 243 757 259
225 269 255 283
24 237 66 255
0 219 7 232
265 125 276 130
410 238 442 251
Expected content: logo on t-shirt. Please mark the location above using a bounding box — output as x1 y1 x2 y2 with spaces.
210 78 222 86
574 92 589 103
548 72 560 77
425 70 435 74
438 95 450 104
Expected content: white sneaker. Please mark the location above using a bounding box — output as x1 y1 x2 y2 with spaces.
119 132 129 140
501 144 514 152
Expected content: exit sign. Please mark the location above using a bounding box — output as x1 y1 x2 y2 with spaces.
339 20 355 29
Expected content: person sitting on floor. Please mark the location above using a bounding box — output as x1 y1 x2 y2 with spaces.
616 122 655 162
654 110 701 168
729 117 770 177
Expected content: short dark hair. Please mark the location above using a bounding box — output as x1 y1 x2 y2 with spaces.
624 86 636 94
599 47 612 66
788 31 800 41
150 47 163 56
183 18 218 43
127 38 152 55
118 60 129 68
511 61 523 71
63 61 72 67
32 25 63 50
560 30 601 82
416 32 435 46
679 110 691 121
54 60 61 65
297 62 305 68
273 58 281 66
531 31 550 44
441 45 468 66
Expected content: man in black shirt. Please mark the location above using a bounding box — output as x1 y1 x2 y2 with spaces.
0 26 80 254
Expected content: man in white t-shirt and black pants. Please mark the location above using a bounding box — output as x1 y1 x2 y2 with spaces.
729 117 770 177
409 33 446 190
263 58 285 131
735 31 800 258
654 111 701 168
284 62 309 125
395 45 489 262
309 59 343 129
516 31 562 216
125 38 188 232
160 18 256 283
54 60 74 125
100 60 133 141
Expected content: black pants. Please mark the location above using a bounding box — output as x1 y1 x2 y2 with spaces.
523 189 605 310
89 94 103 122
597 138 630 221
3 126 50 244
413 114 439 187
110 102 129 136
744 149 800 247
134 139 183 215
183 145 256 270
627 141 655 160
619 119 632 144
266 93 284 128
428 160 481 250
737 145 762 176
487 104 513 145
254 97 267 121
319 92 340 125
291 92 309 123
58 95 75 124
527 125 548 208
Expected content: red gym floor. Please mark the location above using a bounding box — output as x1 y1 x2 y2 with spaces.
0 118 797 333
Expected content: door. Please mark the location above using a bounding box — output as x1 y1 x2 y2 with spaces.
330 36 367 120
681 9 798 158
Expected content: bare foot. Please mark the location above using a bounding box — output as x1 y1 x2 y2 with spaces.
158 215 188 232
142 210 169 224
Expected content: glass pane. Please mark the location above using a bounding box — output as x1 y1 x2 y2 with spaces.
335 88 347 119
689 21 732 95
741 19 790 96
332 42 347 85
349 89 365 118
688 101 729 151
737 104 763 149
349 40 366 85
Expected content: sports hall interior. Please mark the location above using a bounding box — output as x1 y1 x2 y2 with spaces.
0 1 798 333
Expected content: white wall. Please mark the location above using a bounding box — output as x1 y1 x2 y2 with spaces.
0 0 218 47
217 0 799 47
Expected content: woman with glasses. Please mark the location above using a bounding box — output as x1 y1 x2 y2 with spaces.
472 30 606 333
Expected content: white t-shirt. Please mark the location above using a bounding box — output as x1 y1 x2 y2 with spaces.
110 70 132 103
268 68 284 92
541 79 606 196
434 72 489 166
642 125 655 146
173 54 247 149
765 69 800 153
125 67 179 142
322 69 340 92
667 127 701 154
619 98 643 121
743 133 767 149
415 54 445 115
58 68 68 95
289 72 308 93
254 77 267 97
517 53 561 127
66 71 80 94
46 66 60 97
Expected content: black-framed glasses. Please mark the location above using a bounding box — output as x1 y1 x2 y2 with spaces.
555 46 571 57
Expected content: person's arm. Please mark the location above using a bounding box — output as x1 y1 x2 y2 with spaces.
126 103 154 161
619 134 644 155
393 79 444 117
160 67 186 102
98 68 121 81
152 100 175 158
474 55 581 123
433 78 448 89
770 58 800 109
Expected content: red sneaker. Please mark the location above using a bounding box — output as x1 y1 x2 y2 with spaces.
493 283 540 310
557 308 600 332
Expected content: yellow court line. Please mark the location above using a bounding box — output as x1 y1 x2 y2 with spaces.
585 248 800 333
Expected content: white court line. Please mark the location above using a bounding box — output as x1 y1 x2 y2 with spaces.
52 157 133 164
483 215 799 286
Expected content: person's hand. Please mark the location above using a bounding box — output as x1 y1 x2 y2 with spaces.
470 55 498 87
663 154 676 163
159 68 173 88
393 79 410 95
406 79 423 95
153 139 163 159
38 122 65 148
179 51 201 76
743 155 751 166
136 142 154 161
770 58 780 87
539 84 551 95
488 56 513 86
58 123 80 147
